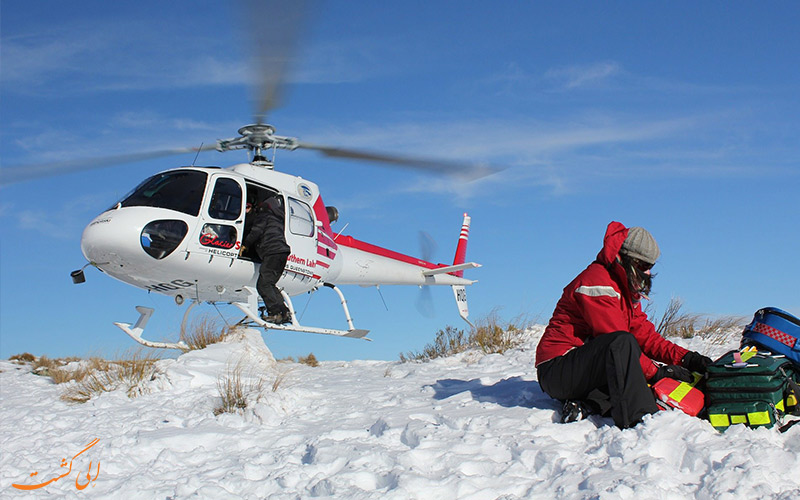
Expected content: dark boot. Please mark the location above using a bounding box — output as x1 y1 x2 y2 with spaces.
560 400 591 423
260 310 284 324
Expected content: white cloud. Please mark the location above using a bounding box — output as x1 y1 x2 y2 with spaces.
14 195 106 240
1 16 405 96
544 61 622 90
293 110 782 201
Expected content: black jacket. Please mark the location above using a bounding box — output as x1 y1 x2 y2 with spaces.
244 197 291 256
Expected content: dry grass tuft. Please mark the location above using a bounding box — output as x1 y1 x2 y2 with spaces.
215 364 249 415
181 315 231 350
400 310 533 362
470 310 530 355
60 350 162 403
49 357 108 385
651 296 746 345
27 355 87 381
271 366 294 392
9 352 35 363
213 361 269 415
298 353 319 367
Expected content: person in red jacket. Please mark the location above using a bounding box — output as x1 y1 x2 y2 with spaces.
535 221 712 429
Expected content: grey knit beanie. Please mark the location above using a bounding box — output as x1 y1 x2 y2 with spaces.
620 227 660 264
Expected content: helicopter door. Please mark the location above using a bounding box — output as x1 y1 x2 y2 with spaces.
188 174 245 261
281 196 320 288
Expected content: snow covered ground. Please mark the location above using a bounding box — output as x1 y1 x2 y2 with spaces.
2 327 799 499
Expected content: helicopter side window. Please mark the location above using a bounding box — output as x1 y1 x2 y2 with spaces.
120 170 207 216
208 177 242 221
199 223 238 252
288 198 314 237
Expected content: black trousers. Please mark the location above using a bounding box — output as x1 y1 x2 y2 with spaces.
256 252 290 315
537 331 659 429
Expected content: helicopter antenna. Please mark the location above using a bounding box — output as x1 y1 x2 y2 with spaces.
333 222 349 241
376 286 389 311
192 143 203 166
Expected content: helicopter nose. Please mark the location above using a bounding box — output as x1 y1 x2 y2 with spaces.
82 211 190 267
80 212 132 268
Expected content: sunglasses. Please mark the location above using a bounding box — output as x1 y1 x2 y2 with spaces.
633 259 653 273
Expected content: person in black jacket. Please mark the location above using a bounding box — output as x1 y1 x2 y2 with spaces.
241 195 292 324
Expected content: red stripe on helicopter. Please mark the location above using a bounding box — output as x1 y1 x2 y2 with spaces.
336 235 439 270
312 197 339 250
317 246 336 259
452 214 471 277
315 260 330 269
317 230 337 248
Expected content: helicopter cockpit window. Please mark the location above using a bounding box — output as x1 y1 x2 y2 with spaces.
288 198 314 237
120 170 207 216
208 177 242 221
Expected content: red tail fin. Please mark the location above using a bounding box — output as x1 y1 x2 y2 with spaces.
452 213 471 277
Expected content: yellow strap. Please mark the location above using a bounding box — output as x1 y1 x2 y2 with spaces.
731 414 748 424
748 411 772 426
668 382 693 402
709 414 730 427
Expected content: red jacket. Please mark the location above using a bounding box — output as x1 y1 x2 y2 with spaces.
535 221 688 380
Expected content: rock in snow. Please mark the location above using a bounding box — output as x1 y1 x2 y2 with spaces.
1 327 799 499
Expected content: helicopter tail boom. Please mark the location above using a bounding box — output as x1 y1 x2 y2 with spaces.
331 214 478 325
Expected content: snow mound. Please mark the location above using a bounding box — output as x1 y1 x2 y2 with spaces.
1 327 799 499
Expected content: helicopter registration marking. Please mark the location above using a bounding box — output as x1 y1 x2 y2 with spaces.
146 279 194 293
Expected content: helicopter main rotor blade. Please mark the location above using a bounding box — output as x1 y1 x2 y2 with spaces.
239 0 311 123
0 145 218 186
295 141 503 181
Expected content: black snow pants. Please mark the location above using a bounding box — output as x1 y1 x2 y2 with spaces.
537 331 659 429
256 252 290 316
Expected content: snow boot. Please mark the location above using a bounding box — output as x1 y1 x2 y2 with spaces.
260 310 284 324
560 399 590 423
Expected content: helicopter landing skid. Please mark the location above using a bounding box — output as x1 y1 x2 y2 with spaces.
114 305 190 351
232 285 371 340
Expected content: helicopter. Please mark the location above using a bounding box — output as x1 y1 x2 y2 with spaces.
70 123 482 350
3 2 494 351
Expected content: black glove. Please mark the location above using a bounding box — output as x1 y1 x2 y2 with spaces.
681 351 713 374
651 364 694 383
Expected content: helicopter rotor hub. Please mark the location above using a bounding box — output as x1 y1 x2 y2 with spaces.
216 123 299 158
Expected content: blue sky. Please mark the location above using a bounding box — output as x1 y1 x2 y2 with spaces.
1 1 798 362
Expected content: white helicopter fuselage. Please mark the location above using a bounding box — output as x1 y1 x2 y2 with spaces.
80 163 474 310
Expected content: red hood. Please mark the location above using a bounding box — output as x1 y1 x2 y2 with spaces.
596 221 629 266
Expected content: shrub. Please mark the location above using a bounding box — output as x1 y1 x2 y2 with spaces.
400 310 532 362
298 353 319 367
400 325 467 362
